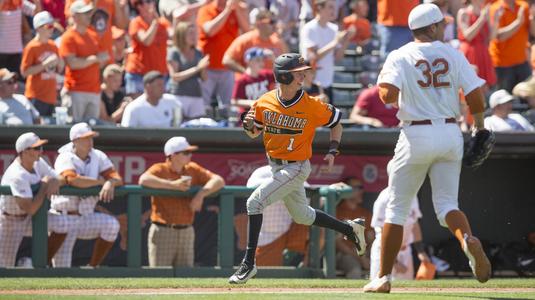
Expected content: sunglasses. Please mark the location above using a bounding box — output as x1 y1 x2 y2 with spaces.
41 23 54 30
173 150 192 156
30 146 43 152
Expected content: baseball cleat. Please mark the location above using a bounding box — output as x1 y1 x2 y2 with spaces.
363 275 392 293
228 261 257 284
345 218 367 256
463 234 491 283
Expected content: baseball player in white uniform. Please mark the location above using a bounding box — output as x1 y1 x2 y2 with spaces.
50 123 122 267
363 4 491 293
0 132 70 267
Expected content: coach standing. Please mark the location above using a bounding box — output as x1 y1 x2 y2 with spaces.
139 136 224 267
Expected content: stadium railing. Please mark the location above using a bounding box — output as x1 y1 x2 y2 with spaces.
0 185 351 278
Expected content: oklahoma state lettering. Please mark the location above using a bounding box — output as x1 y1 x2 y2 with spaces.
263 110 307 135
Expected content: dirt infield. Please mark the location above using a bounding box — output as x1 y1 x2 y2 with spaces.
2 287 535 295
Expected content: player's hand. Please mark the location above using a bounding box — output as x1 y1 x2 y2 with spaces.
99 180 115 202
170 177 191 191
243 108 255 131
42 176 60 198
323 153 336 172
43 54 59 69
190 194 204 212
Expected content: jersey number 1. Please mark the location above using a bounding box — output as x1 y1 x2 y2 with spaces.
415 58 451 88
287 137 295 151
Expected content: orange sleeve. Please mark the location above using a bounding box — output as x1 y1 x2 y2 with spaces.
128 17 141 40
20 43 36 73
61 169 78 184
59 31 77 58
100 168 122 180
146 163 166 177
224 37 242 62
188 162 215 185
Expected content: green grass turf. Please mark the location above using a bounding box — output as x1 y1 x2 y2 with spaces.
0 278 534 289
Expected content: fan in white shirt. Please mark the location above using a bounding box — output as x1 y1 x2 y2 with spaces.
484 89 535 132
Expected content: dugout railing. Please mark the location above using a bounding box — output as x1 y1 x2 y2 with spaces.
0 185 352 278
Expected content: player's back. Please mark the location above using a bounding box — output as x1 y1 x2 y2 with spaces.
381 41 484 122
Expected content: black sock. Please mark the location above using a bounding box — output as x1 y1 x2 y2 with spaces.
244 214 263 265
312 209 352 236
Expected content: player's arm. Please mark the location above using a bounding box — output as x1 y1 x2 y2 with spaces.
190 174 225 212
13 179 49 216
242 108 262 139
139 172 190 191
465 86 486 131
62 170 106 188
99 168 123 202
412 222 431 263
377 83 399 105
222 54 246 73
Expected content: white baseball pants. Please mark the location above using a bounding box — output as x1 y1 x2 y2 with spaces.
52 212 119 267
246 160 316 226
370 231 414 280
0 213 71 267
387 123 463 227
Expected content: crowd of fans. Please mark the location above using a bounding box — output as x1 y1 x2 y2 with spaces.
1 0 535 132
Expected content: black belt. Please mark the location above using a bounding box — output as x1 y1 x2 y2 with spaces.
410 118 456 126
152 221 190 230
269 157 298 165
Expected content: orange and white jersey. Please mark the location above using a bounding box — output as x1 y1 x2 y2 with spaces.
378 41 485 122
252 89 341 161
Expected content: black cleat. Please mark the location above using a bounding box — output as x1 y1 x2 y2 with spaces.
228 261 258 284
345 218 367 256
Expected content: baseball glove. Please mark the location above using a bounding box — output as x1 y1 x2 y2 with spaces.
463 129 495 169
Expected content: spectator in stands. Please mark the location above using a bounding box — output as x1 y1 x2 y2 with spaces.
231 48 275 109
0 0 38 76
159 0 208 23
342 0 372 47
485 89 534 132
125 0 169 97
0 132 70 268
64 0 129 64
0 68 40 125
457 0 499 90
376 0 419 58
139 136 224 267
513 78 535 125
197 0 250 118
349 85 399 128
121 71 183 127
424 0 455 43
51 122 122 267
111 26 127 66
489 0 535 92
223 8 288 73
20 11 64 117
42 0 66 28
167 21 210 121
247 165 309 267
332 177 373 279
300 0 355 103
60 1 110 122
269 0 300 51
99 64 131 123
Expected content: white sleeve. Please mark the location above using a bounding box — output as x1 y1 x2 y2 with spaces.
96 150 114 172
377 50 403 89
121 105 134 127
299 24 316 59
10 177 33 198
37 158 58 178
456 51 485 94
54 153 76 174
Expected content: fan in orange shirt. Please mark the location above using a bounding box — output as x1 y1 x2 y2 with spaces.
228 53 367 285
342 0 372 47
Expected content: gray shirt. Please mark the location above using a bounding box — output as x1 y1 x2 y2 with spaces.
167 47 203 97
0 94 39 125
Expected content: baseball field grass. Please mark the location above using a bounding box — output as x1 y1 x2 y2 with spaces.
1 278 534 299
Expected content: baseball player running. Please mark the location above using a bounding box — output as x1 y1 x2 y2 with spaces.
228 53 366 284
0 132 70 267
363 4 491 293
50 123 122 267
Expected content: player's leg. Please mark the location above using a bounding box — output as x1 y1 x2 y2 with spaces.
429 159 491 283
148 223 179 267
369 230 381 280
0 217 28 267
76 213 119 266
255 232 287 266
46 213 70 266
52 215 79 267
175 226 195 267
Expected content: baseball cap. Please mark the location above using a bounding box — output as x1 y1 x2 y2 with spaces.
0 68 16 82
164 137 199 156
69 122 99 141
16 132 48 153
244 47 265 62
273 53 311 73
408 3 444 30
33 11 54 29
70 0 94 15
489 89 515 109
143 70 164 85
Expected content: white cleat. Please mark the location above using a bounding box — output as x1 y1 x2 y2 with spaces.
228 261 257 284
345 218 367 256
363 275 392 293
463 234 491 283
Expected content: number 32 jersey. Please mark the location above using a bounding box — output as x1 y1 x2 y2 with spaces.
252 89 341 161
378 41 485 122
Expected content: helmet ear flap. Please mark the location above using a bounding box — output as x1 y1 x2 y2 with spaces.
275 70 294 85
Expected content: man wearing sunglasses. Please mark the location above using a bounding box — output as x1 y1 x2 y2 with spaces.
0 132 71 267
0 68 41 125
21 11 64 117
139 136 224 267
50 122 123 267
